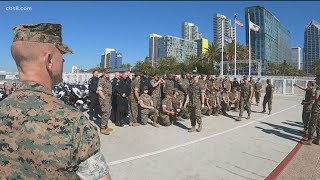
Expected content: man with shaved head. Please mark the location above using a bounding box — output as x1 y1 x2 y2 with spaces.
0 23 111 179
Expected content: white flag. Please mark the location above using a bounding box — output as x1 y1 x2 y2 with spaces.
235 19 244 27
249 21 260 32
224 35 232 43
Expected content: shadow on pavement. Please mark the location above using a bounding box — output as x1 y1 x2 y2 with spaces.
173 121 190 130
282 121 304 128
255 121 303 143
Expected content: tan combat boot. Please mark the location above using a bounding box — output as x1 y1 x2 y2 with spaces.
106 127 113 131
188 126 196 132
197 123 202 132
152 122 159 128
268 110 271 115
100 128 110 135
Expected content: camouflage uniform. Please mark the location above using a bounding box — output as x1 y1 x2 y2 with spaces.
188 80 205 130
223 80 232 92
178 77 190 118
140 93 159 125
164 78 175 95
263 83 274 112
229 90 240 111
254 81 263 105
129 78 140 124
302 87 316 130
221 91 230 113
2 23 109 179
239 82 253 118
206 92 220 116
97 76 112 129
150 78 161 110
0 82 108 179
307 86 320 143
160 97 175 126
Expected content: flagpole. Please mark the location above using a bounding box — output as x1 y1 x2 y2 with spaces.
248 11 251 78
221 17 225 77
234 15 237 77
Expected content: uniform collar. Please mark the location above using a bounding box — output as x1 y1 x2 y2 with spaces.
15 81 52 95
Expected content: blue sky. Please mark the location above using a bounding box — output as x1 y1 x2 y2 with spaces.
0 1 319 72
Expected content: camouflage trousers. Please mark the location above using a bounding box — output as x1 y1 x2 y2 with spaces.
263 96 273 111
308 113 320 139
206 105 221 116
221 101 230 113
129 98 139 123
160 113 176 126
302 104 312 129
141 108 159 125
201 106 209 115
229 100 239 110
178 107 190 119
239 97 251 117
255 92 261 104
189 103 202 127
99 98 111 129
152 96 161 110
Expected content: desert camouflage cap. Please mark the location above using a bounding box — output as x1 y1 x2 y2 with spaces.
12 23 73 54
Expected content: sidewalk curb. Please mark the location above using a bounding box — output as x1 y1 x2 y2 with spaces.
265 140 303 180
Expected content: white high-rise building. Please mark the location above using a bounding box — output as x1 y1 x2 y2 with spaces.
213 13 232 47
182 22 202 41
149 34 162 65
292 47 301 70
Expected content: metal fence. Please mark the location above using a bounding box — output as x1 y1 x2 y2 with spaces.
255 77 314 96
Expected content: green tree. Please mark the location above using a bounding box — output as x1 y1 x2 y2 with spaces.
312 59 320 75
120 63 132 69
133 59 155 75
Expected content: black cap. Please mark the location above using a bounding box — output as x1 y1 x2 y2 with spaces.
243 76 248 80
143 86 149 90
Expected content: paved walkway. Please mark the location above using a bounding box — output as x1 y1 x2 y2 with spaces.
94 95 307 180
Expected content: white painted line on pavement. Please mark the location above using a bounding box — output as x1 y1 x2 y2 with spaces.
108 105 297 166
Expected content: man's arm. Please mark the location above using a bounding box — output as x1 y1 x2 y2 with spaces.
293 83 307 91
73 115 110 180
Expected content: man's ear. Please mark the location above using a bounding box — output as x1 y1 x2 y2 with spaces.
45 52 53 73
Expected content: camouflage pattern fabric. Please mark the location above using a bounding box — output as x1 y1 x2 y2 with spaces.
308 87 320 139
12 23 73 54
129 78 140 123
160 98 174 126
254 81 263 104
0 81 100 179
140 94 158 124
239 83 253 117
263 84 274 111
188 81 205 127
98 76 112 129
150 79 161 110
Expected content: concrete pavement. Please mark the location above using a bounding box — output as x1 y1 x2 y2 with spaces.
95 95 305 180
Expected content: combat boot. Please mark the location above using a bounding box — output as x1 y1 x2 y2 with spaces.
312 138 320 145
132 123 140 127
105 127 113 131
268 110 271 115
100 128 110 135
196 123 202 132
261 109 266 113
237 116 242 121
188 126 196 132
302 138 312 145
246 115 251 120
152 122 159 128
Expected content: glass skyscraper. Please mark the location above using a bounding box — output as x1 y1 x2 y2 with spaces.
304 20 320 73
100 48 122 69
245 6 291 68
